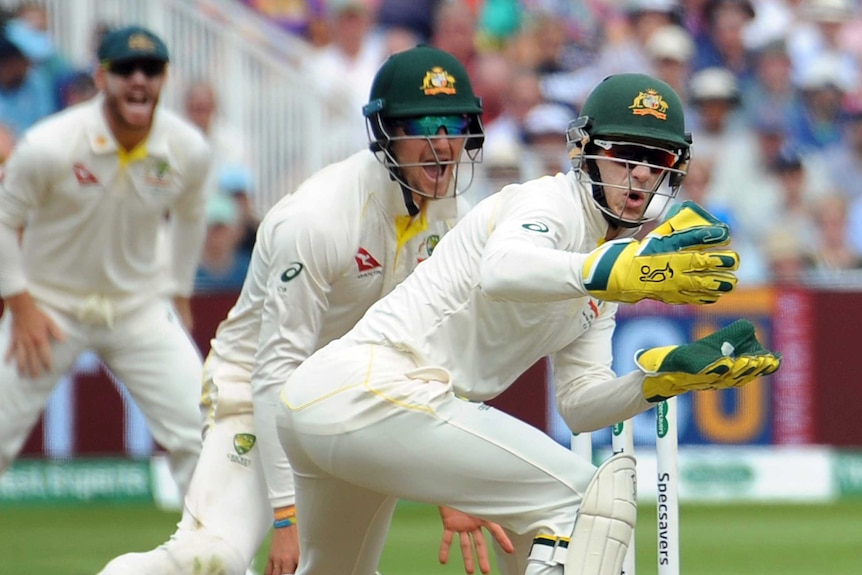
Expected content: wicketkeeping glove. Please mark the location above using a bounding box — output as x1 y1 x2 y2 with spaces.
636 319 782 403
582 201 739 305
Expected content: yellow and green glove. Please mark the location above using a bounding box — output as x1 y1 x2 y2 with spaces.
636 319 782 403
582 201 739 305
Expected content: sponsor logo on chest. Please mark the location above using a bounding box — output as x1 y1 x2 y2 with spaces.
355 247 383 278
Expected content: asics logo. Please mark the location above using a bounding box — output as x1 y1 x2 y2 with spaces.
640 263 673 282
281 263 304 282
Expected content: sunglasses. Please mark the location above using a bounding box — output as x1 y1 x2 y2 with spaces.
105 59 166 78
397 115 470 137
594 139 679 172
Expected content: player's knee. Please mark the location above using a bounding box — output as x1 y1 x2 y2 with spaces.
97 531 250 575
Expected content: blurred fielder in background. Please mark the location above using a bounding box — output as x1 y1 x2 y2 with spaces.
0 26 209 498
276 73 782 575
98 45 511 575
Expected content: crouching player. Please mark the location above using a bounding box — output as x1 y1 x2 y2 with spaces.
275 73 781 575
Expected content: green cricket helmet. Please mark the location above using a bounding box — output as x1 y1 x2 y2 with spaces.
567 73 692 227
363 45 484 201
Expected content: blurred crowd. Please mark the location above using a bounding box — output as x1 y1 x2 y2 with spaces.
244 0 862 287
5 0 862 289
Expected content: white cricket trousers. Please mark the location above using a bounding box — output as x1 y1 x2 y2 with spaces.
0 299 203 495
278 343 597 575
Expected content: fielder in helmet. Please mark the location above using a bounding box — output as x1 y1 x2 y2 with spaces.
97 45 500 575
364 44 484 214
567 72 691 228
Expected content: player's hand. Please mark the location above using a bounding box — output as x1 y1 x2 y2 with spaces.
582 200 739 305
265 523 299 575
636 319 781 403
4 291 65 378
438 506 514 575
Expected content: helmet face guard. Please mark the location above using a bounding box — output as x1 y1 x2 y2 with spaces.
365 112 483 199
363 45 485 199
567 73 691 227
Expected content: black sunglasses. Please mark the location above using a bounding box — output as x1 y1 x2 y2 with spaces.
106 59 166 78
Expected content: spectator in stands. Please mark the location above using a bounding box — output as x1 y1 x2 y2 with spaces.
687 66 745 163
821 95 862 203
691 0 756 82
645 24 695 100
194 192 252 294
548 0 681 109
430 0 478 76
520 101 575 178
217 163 260 255
10 3 74 109
0 19 57 136
740 39 807 134
482 65 544 151
789 53 854 151
305 0 386 159
376 0 441 41
787 0 859 91
59 70 97 108
809 193 862 273
182 79 253 202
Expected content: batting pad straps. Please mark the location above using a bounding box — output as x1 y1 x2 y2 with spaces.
564 453 637 575
529 535 570 565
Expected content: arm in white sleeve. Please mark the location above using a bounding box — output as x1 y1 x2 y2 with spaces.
0 135 51 298
168 141 211 296
479 190 592 302
552 308 652 433
251 216 343 508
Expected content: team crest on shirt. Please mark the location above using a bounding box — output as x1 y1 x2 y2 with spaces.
629 89 669 120
227 433 256 467
416 234 440 263
421 67 457 95
144 159 172 186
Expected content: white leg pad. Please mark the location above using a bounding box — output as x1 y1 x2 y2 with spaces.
564 453 637 575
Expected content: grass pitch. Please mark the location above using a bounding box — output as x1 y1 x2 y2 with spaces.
2 500 860 574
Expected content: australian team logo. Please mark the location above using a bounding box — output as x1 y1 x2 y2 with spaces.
144 159 171 186
424 234 440 257
128 33 156 52
233 433 256 455
228 433 256 468
629 89 669 120
421 67 457 95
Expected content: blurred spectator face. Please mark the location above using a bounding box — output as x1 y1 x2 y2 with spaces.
755 48 792 94
62 72 98 107
696 98 736 131
17 3 49 32
709 2 752 56
631 11 676 44
473 52 512 124
184 83 216 134
432 2 476 65
846 117 862 153
0 51 30 91
331 3 371 57
679 158 712 204
506 70 543 125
